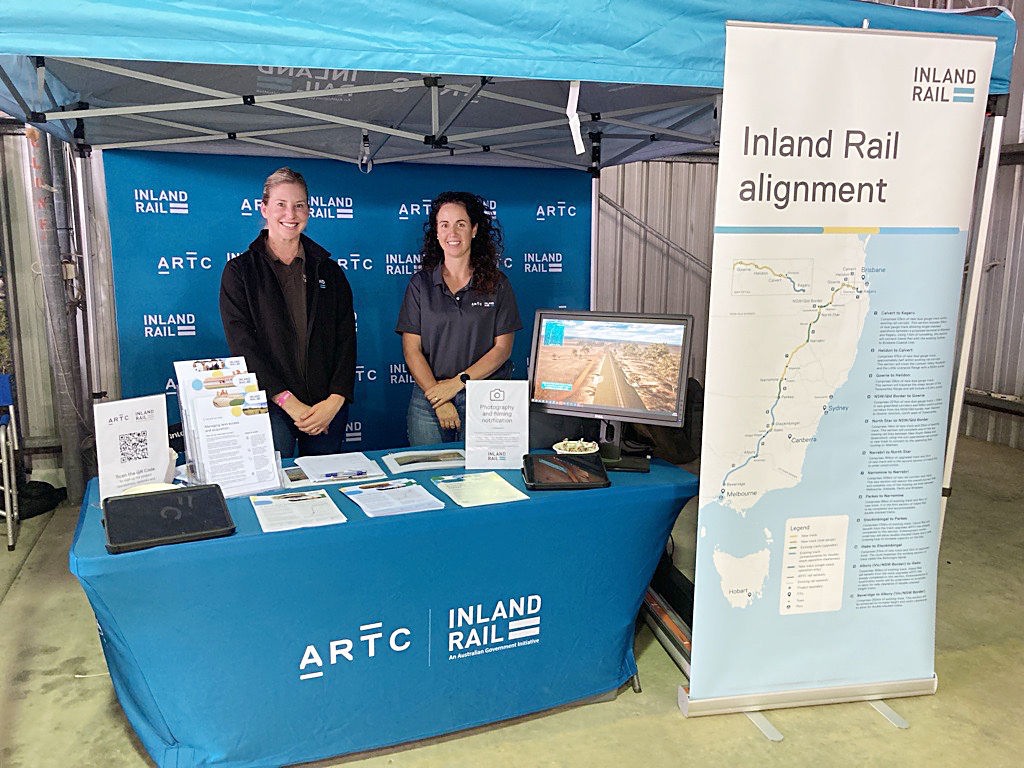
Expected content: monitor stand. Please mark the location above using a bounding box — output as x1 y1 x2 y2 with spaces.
598 419 650 473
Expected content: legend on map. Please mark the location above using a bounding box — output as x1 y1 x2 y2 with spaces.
780 515 849 616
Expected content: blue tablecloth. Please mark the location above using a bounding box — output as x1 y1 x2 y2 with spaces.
70 449 698 767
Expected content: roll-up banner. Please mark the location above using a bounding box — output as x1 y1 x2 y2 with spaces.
104 151 591 450
687 24 993 713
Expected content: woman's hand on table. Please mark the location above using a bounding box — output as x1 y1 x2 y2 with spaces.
423 378 463 408
434 401 461 431
294 394 345 435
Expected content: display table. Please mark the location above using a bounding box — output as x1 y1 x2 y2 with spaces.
70 447 698 768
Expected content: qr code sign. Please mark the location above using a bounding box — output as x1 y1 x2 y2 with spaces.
118 431 149 463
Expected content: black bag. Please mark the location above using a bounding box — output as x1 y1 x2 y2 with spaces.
14 480 68 520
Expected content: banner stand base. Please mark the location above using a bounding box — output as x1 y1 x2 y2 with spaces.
678 675 937 717
868 699 910 729
744 711 784 741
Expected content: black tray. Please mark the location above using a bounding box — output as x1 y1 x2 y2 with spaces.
103 484 235 554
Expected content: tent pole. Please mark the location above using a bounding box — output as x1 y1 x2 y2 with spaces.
47 131 86 425
25 127 85 502
940 105 1004 537
590 175 599 310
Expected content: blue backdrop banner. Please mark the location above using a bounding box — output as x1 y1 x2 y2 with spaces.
104 150 591 449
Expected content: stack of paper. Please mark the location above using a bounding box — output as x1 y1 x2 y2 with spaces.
431 472 529 507
175 357 278 498
294 453 386 484
250 489 348 532
341 478 445 517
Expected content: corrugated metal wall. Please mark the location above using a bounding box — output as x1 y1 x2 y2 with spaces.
595 161 716 385
964 160 1024 448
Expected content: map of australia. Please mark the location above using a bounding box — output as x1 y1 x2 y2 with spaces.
700 235 871 517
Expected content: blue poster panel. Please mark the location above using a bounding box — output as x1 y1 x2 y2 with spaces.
104 150 591 450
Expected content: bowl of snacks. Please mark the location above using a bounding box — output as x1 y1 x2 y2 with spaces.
553 438 599 455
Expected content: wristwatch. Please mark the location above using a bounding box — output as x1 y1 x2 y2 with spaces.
459 372 471 384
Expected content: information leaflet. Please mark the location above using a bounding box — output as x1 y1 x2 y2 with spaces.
95 394 170 501
465 380 529 470
688 24 993 708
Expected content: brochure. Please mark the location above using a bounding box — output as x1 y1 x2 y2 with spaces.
381 448 466 475
174 355 278 498
431 471 529 508
250 489 348 533
341 478 445 517
193 390 278 498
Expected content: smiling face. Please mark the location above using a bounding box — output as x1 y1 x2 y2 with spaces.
260 182 309 243
435 202 477 261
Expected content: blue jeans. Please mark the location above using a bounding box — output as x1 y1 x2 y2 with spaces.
269 402 349 458
407 388 466 446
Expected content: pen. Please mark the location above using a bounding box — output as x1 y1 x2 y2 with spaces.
323 470 369 479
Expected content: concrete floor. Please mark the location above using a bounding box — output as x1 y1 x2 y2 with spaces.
0 435 1021 767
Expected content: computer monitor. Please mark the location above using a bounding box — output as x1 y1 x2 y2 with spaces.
528 310 693 469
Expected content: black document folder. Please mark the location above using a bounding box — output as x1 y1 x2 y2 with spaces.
103 485 235 554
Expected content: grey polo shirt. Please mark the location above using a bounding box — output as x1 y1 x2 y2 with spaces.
395 264 522 380
263 245 307 378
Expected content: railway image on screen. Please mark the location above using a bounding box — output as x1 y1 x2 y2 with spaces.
531 317 688 417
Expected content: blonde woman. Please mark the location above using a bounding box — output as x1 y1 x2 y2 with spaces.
220 167 356 457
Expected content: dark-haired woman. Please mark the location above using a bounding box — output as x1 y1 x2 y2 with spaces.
220 167 356 457
395 191 521 445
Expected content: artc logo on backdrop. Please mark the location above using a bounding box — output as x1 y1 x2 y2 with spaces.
239 195 355 219
397 198 498 221
157 250 213 276
335 253 374 272
534 201 576 221
134 188 189 215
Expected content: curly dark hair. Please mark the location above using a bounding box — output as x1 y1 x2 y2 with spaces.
421 191 504 295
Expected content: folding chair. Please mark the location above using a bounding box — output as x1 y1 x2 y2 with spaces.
0 373 19 550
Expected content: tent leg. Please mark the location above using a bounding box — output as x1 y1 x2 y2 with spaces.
590 176 599 310
941 109 1004 537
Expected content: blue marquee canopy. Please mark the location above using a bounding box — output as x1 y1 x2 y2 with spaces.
0 1 1015 168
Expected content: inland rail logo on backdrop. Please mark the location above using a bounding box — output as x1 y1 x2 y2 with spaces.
911 65 977 104
134 189 188 215
384 252 422 276
448 594 542 660
157 251 213 276
239 195 354 219
344 421 362 442
143 313 196 338
388 362 415 385
523 251 563 273
535 201 576 221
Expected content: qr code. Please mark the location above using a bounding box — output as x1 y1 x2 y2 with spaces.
118 431 149 463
